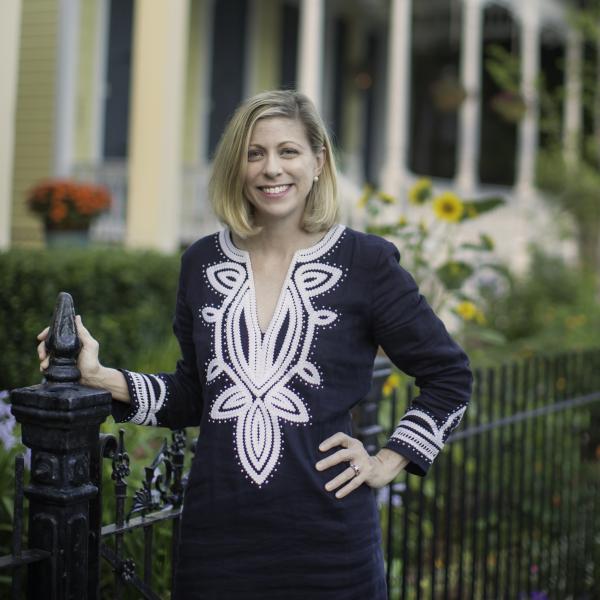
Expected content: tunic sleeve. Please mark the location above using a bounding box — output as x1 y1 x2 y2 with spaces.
110 254 203 429
370 242 472 476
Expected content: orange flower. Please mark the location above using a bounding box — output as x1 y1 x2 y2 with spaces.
26 178 111 229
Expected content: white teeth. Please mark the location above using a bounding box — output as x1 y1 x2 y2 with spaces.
261 185 289 194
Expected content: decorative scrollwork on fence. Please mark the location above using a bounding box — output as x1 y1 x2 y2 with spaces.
111 429 130 484
126 429 190 520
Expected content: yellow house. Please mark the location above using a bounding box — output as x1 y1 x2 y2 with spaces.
1 0 579 266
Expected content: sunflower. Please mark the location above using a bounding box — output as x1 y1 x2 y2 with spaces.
455 301 485 324
408 178 432 205
377 191 396 204
382 372 402 396
455 301 477 321
432 192 464 222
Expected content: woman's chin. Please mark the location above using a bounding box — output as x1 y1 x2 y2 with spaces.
252 202 307 226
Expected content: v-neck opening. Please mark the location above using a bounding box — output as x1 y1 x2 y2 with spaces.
247 250 298 338
222 224 345 339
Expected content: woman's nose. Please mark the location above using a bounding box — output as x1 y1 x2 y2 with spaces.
264 153 283 178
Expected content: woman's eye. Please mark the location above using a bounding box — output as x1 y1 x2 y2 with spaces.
281 148 298 156
247 149 263 161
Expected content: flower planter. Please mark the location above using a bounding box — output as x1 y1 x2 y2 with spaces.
45 228 90 248
26 178 111 244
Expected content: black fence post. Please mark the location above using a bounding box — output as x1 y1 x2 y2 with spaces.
10 292 111 600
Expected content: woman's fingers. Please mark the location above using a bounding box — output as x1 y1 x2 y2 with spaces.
315 448 353 471
37 328 49 371
318 432 355 453
324 466 363 494
75 315 90 341
75 315 99 350
74 315 102 383
317 433 370 499
38 338 49 371
333 471 365 499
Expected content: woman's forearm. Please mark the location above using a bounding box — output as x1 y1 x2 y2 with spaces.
81 366 130 403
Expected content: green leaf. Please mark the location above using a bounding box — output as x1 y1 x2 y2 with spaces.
480 262 513 282
423 479 436 499
461 197 506 220
365 224 401 236
461 233 495 252
0 496 12 518
466 457 476 475
474 328 507 345
480 233 495 250
436 261 474 290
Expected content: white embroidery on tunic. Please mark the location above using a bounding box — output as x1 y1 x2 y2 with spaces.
126 372 168 426
202 225 345 485
390 404 467 462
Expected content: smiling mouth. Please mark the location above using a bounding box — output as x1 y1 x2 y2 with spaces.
258 184 292 196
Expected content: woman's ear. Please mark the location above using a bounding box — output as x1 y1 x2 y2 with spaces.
315 145 326 176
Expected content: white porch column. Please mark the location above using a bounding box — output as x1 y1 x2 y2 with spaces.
297 0 324 110
455 0 483 195
380 0 412 198
126 0 190 252
91 0 110 161
563 26 583 166
0 0 22 249
54 0 80 176
515 0 540 197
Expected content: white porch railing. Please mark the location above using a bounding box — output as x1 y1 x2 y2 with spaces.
72 161 128 243
179 165 221 244
71 161 220 245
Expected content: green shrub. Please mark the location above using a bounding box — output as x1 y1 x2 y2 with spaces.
0 247 180 390
470 247 600 363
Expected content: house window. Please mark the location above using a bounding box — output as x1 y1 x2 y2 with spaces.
478 5 519 185
102 0 134 159
280 3 299 89
409 0 460 179
330 17 347 150
207 0 248 157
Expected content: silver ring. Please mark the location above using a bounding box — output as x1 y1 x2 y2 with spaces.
349 462 360 477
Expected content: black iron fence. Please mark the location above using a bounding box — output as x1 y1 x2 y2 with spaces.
1 292 599 599
370 349 600 600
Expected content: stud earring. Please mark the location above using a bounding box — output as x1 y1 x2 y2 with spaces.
313 175 319 182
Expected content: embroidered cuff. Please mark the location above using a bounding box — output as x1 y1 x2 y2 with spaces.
385 404 468 476
110 397 138 424
112 369 169 426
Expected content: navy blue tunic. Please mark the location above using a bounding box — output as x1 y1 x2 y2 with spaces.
112 224 472 599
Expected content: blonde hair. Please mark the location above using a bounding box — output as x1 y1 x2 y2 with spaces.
209 90 339 238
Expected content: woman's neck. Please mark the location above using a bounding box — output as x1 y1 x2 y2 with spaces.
234 219 325 257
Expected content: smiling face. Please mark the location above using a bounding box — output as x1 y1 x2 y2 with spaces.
243 117 325 228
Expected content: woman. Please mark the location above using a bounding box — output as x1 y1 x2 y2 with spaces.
38 90 472 599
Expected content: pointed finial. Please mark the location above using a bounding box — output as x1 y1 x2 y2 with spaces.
45 292 81 383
